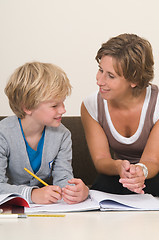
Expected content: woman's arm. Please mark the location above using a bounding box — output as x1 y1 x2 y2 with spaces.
138 120 159 178
121 120 159 178
119 120 159 193
81 102 123 176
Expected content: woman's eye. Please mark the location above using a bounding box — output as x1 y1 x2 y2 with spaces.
109 73 115 79
98 68 103 73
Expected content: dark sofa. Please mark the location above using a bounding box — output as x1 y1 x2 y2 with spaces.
0 116 98 187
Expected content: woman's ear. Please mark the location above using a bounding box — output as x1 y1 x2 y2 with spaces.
130 83 137 88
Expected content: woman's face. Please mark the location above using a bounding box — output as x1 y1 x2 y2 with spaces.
96 55 134 101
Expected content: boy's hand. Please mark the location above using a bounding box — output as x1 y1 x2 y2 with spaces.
31 185 62 204
62 178 89 204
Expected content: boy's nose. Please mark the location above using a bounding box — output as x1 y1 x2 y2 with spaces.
59 103 66 115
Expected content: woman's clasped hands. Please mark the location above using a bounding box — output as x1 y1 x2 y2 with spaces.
119 160 146 194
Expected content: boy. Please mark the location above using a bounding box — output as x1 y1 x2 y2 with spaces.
0 61 89 204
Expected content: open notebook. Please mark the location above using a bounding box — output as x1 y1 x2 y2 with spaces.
25 190 159 213
1 190 159 212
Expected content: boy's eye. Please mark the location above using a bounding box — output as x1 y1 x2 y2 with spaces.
52 105 57 108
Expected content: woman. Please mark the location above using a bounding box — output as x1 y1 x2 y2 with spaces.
81 33 159 196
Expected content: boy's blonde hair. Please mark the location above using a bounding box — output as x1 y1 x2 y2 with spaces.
96 33 154 96
5 62 72 118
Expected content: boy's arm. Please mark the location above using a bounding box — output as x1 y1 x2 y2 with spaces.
51 129 74 188
0 135 38 203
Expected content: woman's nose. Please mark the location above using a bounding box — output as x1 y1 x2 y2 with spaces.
96 74 105 86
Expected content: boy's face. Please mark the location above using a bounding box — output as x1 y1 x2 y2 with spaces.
28 98 66 128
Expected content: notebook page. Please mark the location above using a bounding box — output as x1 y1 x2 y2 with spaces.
89 190 159 210
25 197 99 213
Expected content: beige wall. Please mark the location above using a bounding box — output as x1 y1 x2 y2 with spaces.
0 0 159 116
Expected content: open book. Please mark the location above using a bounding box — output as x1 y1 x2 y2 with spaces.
25 190 159 213
1 190 159 212
0 193 30 208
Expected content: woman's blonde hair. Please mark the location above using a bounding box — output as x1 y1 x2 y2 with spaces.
96 33 154 96
5 62 72 118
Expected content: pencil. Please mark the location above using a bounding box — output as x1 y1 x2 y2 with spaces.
27 214 65 217
0 214 65 218
24 167 60 194
0 214 27 219
24 168 48 186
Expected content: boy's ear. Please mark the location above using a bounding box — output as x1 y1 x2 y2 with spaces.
23 107 32 115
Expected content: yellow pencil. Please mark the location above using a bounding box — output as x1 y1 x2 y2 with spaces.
24 168 48 186
27 214 65 217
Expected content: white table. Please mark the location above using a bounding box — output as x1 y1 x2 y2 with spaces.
0 211 159 240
